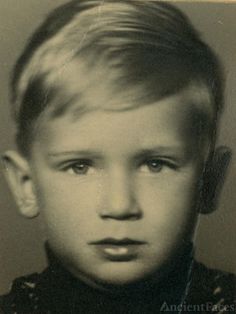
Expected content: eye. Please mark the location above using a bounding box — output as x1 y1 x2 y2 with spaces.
139 158 177 173
63 160 94 175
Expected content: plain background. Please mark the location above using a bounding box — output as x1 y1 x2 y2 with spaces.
0 0 236 294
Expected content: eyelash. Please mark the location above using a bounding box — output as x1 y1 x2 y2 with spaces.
61 159 94 175
60 157 178 176
139 158 178 173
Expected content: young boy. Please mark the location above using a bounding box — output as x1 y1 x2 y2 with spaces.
0 0 235 313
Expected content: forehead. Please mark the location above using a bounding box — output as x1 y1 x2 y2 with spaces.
33 86 212 159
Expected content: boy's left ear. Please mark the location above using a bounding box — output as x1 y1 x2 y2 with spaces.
199 146 232 214
1 150 39 218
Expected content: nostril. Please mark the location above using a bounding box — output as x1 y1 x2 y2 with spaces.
128 212 142 220
100 209 142 221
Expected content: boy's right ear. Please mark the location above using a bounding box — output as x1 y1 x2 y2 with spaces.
1 150 39 218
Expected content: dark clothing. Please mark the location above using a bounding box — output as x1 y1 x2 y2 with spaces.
0 248 235 314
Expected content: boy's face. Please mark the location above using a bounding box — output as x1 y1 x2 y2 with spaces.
25 86 207 287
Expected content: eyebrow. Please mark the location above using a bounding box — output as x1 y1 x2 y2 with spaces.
47 150 103 159
47 145 186 158
134 147 190 163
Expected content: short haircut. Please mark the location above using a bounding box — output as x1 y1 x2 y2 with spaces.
11 0 224 156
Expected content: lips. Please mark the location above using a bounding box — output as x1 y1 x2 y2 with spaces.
89 238 146 262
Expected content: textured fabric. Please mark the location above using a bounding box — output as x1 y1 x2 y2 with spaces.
0 252 235 314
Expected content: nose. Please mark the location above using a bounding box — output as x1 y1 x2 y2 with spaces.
99 171 142 220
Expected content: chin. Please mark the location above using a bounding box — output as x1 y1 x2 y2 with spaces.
88 262 159 287
98 273 145 286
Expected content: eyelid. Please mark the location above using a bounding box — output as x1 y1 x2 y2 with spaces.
60 159 97 176
137 156 180 172
58 158 93 168
138 155 179 166
54 159 97 175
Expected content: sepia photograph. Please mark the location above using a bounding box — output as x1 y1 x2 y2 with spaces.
0 1 235 313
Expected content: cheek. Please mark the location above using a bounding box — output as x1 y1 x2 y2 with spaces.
137 170 199 236
33 174 103 234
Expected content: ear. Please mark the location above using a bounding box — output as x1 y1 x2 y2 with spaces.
199 146 232 214
1 150 39 218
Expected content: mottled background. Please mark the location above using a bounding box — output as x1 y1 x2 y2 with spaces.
0 0 235 294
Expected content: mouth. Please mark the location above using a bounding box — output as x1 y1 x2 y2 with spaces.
89 238 146 262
